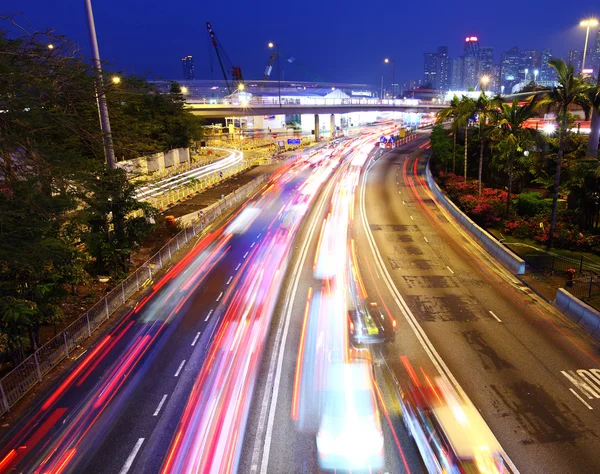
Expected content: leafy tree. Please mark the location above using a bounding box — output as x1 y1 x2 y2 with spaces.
437 95 476 180
489 97 539 214
474 93 501 196
436 96 461 173
430 125 454 171
538 59 595 248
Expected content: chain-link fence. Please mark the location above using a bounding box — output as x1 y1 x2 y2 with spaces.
524 253 600 276
567 275 600 302
0 174 270 416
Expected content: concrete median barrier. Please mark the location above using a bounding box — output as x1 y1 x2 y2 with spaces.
555 288 600 341
425 161 526 275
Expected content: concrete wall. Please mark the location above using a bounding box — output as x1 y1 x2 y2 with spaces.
555 288 600 341
116 147 189 177
425 161 526 275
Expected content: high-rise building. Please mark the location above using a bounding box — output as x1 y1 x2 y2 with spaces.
437 46 451 90
182 55 195 80
464 36 480 58
451 57 464 90
568 49 582 75
462 56 479 89
422 46 451 90
478 47 494 73
423 53 438 88
591 29 600 75
519 49 538 82
500 47 520 92
539 49 555 82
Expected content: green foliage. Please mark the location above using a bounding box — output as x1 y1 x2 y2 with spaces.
430 125 453 170
512 192 551 218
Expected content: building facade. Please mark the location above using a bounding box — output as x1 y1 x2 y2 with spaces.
182 56 195 81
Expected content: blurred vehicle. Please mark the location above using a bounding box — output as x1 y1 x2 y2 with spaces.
317 362 384 471
348 301 396 345
400 359 511 474
224 206 260 235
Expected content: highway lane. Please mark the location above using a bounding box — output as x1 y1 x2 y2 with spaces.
354 131 600 473
0 151 333 473
243 132 425 474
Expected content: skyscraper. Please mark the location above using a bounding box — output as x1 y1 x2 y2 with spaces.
423 53 438 88
462 56 479 89
478 47 494 74
500 47 520 92
451 57 464 90
519 50 538 82
539 49 555 82
422 46 451 90
568 49 582 75
591 29 600 75
182 56 195 80
464 36 480 58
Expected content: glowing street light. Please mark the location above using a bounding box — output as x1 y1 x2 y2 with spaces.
111 75 121 85
268 41 281 107
238 83 245 91
480 75 490 91
579 18 599 74
180 86 189 95
524 68 529 82
47 43 54 50
384 58 396 98
543 123 556 135
533 69 539 84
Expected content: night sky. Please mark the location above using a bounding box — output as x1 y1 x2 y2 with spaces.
3 1 599 88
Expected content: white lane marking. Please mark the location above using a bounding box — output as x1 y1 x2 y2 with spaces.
235 263 241 271
153 395 168 416
402 200 406 205
174 360 186 377
118 438 145 474
216 291 223 301
410 215 414 220
251 242 256 248
191 332 201 346
244 252 249 258
257 233 262 238
447 266 455 274
227 276 233 285
360 153 521 474
424 236 429 243
256 163 338 474
204 309 213 321
570 388 594 410
489 310 502 323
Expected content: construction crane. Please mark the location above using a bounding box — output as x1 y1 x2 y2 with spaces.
206 21 244 95
263 53 277 81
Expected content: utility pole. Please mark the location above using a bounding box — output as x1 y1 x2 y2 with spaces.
85 0 116 169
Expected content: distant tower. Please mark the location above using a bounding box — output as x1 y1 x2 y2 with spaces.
464 36 480 58
182 56 195 80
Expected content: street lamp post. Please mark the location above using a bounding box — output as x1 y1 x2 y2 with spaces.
84 0 116 169
480 75 490 92
524 68 529 83
580 18 599 74
533 69 539 84
384 58 396 99
268 42 281 107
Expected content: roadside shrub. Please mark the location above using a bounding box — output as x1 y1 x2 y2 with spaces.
513 192 551 218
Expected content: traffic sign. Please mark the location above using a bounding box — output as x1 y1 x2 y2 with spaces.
219 171 223 178
379 136 387 143
287 138 301 145
273 133 277 139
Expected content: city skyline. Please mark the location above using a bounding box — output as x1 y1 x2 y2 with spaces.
1 1 599 89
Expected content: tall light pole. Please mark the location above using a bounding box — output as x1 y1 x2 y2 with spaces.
533 69 539 84
524 68 529 83
84 0 116 169
268 42 281 107
480 74 490 92
384 58 396 98
580 18 599 74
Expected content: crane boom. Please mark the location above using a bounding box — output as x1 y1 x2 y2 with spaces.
206 21 232 94
263 53 276 81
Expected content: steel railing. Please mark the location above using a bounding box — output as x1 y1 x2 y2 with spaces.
0 175 270 416
187 97 448 108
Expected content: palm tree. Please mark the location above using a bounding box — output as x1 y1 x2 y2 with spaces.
490 97 539 214
586 71 600 159
474 93 501 196
437 96 461 173
458 96 477 182
539 59 593 248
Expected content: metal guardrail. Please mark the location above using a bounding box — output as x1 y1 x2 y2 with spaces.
0 175 270 416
